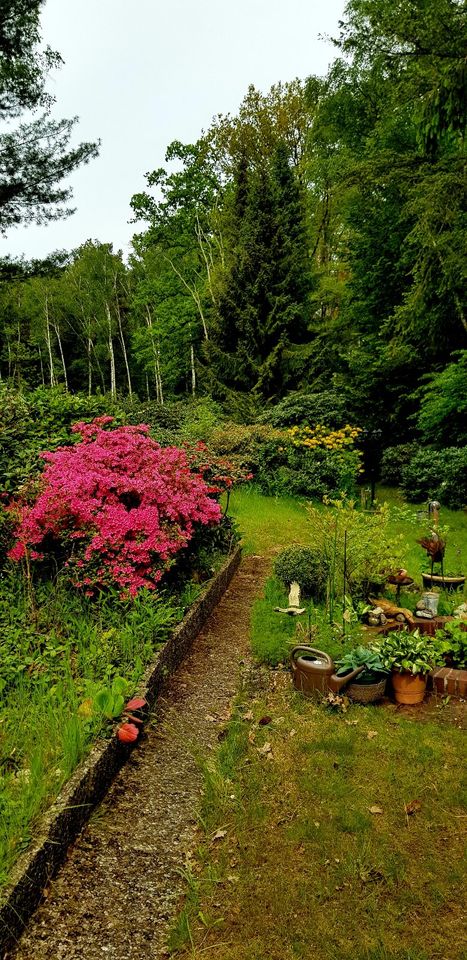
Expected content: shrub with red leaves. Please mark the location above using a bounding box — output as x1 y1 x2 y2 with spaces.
7 417 221 596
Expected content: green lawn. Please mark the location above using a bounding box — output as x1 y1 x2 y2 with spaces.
169 486 467 960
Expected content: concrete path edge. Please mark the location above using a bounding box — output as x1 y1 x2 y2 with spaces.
0 545 242 955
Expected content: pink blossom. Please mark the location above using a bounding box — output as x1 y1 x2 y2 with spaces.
8 419 221 596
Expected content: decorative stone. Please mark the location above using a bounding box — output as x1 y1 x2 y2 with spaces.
416 609 434 619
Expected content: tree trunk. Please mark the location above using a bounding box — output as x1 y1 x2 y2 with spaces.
190 343 196 398
115 293 132 400
54 322 69 391
106 302 117 398
87 337 92 396
45 295 56 387
145 305 163 404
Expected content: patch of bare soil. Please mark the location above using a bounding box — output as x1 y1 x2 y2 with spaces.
7 556 270 960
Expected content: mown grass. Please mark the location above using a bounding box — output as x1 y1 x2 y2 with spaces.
227 486 310 555
168 683 466 960
169 486 467 959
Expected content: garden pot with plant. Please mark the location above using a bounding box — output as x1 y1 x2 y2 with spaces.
331 646 389 703
375 630 443 705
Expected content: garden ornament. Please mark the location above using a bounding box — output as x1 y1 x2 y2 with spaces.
274 580 306 615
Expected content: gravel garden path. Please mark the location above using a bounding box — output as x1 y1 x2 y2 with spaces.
8 555 270 960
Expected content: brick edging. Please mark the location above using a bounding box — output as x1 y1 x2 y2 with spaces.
0 545 242 956
432 666 467 698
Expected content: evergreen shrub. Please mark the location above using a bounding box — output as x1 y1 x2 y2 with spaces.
401 446 467 510
380 444 418 486
259 390 351 428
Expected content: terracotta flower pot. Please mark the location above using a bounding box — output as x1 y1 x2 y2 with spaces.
391 670 427 705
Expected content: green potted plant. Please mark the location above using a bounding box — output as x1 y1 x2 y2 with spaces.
434 621 467 669
332 646 389 703
375 630 443 704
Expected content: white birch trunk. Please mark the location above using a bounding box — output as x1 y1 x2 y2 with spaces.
54 323 69 391
190 344 196 398
87 337 92 396
115 293 132 400
145 306 163 404
45 295 56 387
106 302 117 398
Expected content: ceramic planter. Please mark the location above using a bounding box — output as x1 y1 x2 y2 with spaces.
392 669 427 705
421 573 465 591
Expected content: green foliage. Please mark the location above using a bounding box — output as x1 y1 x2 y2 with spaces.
92 677 129 721
375 629 443 676
250 577 298 666
0 384 125 491
260 391 352 429
415 351 467 447
255 442 361 500
306 496 406 599
335 644 389 681
0 2 98 231
401 446 467 510
434 621 467 670
274 547 328 600
380 444 418 487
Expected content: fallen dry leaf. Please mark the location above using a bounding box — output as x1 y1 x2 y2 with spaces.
369 805 384 815
243 710 254 721
258 715 273 726
212 828 227 842
405 799 422 816
257 742 272 755
367 730 378 740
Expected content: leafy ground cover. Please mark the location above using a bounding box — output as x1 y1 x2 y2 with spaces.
168 487 467 959
0 571 185 886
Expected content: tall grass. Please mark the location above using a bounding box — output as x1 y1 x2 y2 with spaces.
0 575 178 885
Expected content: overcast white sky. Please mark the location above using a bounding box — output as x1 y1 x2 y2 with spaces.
0 0 345 262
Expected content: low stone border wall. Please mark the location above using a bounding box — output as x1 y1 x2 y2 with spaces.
0 545 242 957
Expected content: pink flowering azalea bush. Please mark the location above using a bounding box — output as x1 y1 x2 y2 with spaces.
8 417 221 596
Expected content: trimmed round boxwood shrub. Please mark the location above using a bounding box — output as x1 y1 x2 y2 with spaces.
401 446 467 510
274 546 328 600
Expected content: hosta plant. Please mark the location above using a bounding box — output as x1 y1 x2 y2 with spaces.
375 630 443 676
335 645 389 683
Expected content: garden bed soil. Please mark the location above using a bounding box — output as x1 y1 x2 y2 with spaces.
4 553 270 960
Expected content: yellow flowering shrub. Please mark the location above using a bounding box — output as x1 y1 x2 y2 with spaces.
288 423 362 451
